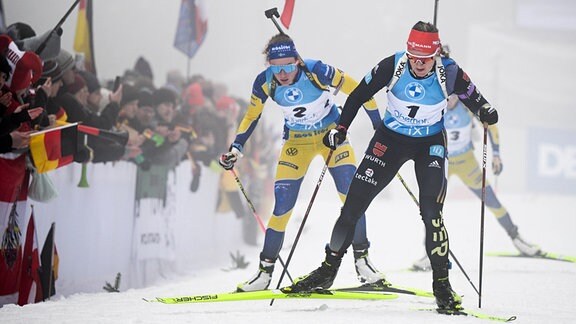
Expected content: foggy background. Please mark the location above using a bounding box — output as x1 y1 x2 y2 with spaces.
6 0 576 195
2 0 575 303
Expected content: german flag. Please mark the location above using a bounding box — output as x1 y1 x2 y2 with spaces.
73 0 96 75
29 123 78 174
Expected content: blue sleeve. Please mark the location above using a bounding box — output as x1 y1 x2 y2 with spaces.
252 71 269 104
307 59 335 86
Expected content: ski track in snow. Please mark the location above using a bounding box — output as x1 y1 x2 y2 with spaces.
1 190 575 324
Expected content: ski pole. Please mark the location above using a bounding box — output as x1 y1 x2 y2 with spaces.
395 173 480 296
433 0 440 27
479 122 488 308
230 168 294 284
270 150 334 306
264 8 344 305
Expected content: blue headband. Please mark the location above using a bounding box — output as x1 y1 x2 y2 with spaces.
268 41 298 60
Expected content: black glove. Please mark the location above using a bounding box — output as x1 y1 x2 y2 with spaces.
322 125 347 150
478 105 498 125
218 147 241 170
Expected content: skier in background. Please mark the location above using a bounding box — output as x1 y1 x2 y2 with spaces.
284 21 499 311
411 93 541 271
219 33 387 292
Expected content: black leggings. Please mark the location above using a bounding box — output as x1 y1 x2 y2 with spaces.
329 126 450 272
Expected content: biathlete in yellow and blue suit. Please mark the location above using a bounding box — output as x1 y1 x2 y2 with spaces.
411 95 541 271
444 96 540 253
219 33 388 292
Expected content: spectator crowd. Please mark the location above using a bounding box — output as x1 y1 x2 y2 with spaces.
0 21 280 302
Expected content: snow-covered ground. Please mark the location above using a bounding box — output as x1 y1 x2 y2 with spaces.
1 172 575 324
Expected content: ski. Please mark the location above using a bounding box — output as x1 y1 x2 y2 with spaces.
487 251 576 263
419 307 517 322
335 279 434 298
144 288 398 304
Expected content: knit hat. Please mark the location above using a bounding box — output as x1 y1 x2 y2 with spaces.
67 73 87 94
152 88 176 107
216 96 239 114
56 49 75 73
0 34 42 92
40 60 63 82
121 84 139 106
184 82 205 107
138 89 154 108
134 56 154 81
78 70 100 94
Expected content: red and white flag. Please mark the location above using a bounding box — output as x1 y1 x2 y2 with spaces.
280 0 295 29
17 210 42 305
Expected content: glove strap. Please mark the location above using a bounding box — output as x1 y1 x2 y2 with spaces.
230 146 243 158
336 125 347 133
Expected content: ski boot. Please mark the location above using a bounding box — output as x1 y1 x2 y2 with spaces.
283 246 342 293
354 249 390 286
432 276 462 310
236 259 274 292
511 233 542 256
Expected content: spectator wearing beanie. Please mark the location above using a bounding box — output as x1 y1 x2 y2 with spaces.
68 73 89 106
118 84 139 123
153 88 177 125
57 71 120 130
141 87 187 169
37 60 68 125
129 89 156 133
133 56 154 82
56 49 76 90
0 53 43 153
0 34 43 95
0 36 47 131
78 70 102 114
183 82 205 115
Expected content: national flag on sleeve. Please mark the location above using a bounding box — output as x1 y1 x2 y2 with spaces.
280 0 296 29
173 0 207 58
17 210 42 305
73 0 97 75
39 222 57 300
29 123 79 174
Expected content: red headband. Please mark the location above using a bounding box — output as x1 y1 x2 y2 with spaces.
406 29 441 57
